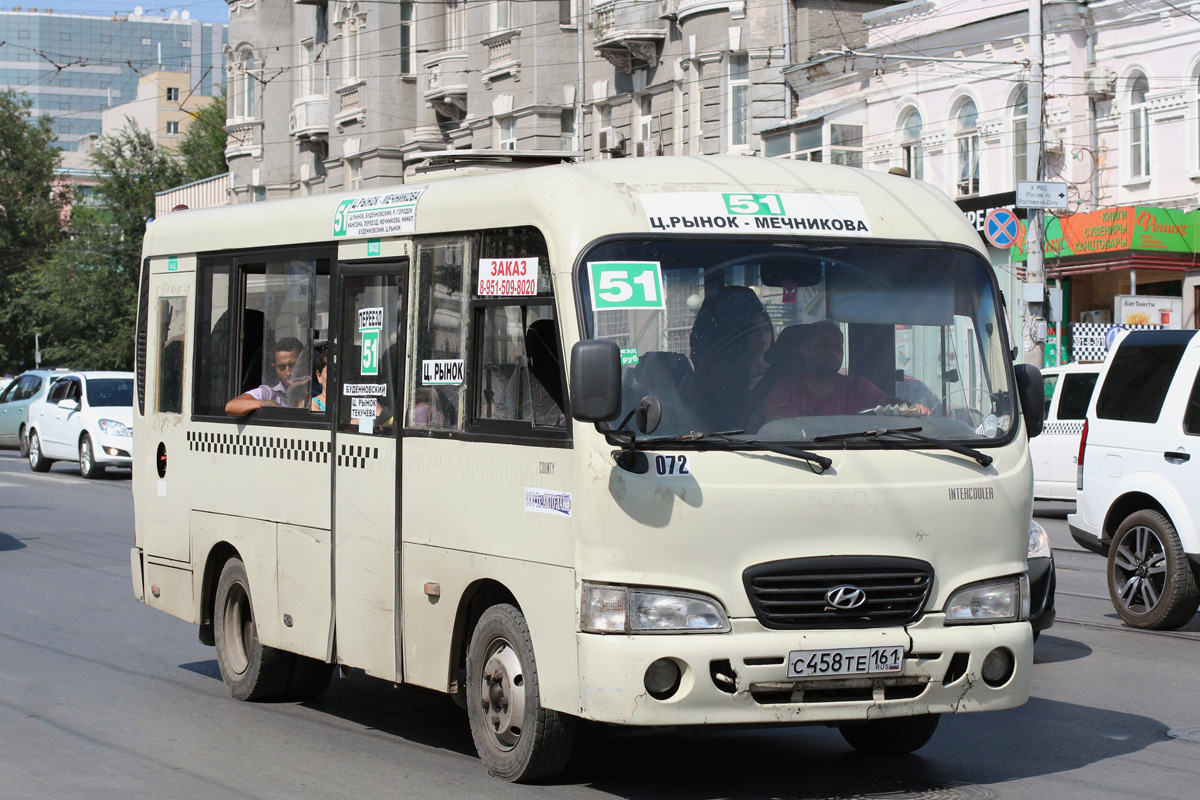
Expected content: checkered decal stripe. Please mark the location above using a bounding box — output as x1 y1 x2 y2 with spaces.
187 431 330 463
338 444 379 469
1043 420 1085 435
1071 322 1163 363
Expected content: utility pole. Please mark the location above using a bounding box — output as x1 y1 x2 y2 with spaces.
576 0 585 155
35 332 42 369
1024 0 1046 367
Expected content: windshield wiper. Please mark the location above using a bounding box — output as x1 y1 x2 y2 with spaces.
615 429 832 472
812 426 993 468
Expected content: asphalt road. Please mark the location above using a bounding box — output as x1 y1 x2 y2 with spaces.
1 450 1198 799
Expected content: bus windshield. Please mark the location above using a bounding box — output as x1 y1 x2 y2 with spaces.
579 239 1014 445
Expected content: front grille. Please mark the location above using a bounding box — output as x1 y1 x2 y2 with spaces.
743 557 933 629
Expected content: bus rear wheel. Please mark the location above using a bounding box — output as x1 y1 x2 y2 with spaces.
466 604 575 782
213 557 291 701
838 714 940 755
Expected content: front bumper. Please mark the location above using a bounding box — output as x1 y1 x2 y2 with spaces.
574 614 1032 726
94 434 133 466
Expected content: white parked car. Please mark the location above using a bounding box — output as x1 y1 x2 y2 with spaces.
1030 361 1101 501
26 371 134 478
1068 329 1200 630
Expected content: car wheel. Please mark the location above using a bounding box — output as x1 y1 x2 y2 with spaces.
838 714 941 755
28 430 52 472
466 604 575 782
213 557 293 701
19 425 29 458
79 434 105 479
1107 510 1200 630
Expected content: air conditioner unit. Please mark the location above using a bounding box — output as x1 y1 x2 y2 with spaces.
1084 67 1116 99
634 140 647 158
598 127 625 154
1079 309 1111 325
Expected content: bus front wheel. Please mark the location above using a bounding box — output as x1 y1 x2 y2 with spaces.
466 604 575 782
838 714 940 755
214 557 291 701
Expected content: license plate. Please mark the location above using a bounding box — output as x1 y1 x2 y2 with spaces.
786 646 905 678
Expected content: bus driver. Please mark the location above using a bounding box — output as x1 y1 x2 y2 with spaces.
225 337 311 415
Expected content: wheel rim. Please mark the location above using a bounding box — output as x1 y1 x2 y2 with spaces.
221 581 253 675
478 638 526 751
1112 525 1168 615
29 434 39 466
81 440 92 472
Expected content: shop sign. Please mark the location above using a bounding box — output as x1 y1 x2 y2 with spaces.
1012 206 1200 261
1114 295 1182 329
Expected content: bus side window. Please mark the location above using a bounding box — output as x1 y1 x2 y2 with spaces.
408 237 470 431
157 297 187 414
475 305 565 429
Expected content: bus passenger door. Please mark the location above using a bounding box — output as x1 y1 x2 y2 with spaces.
333 267 405 681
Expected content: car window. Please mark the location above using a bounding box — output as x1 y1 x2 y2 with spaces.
14 376 39 401
1042 375 1059 419
0 381 16 404
87 378 134 407
1185 367 1200 436
1057 373 1098 420
1096 342 1188 424
47 379 70 403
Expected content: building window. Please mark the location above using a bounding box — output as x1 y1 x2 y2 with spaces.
489 0 511 34
560 109 575 151
166 121 180 134
558 0 575 27
1129 72 1150 179
232 50 258 119
337 3 364 86
955 99 980 197
166 87 180 102
728 53 749 148
830 124 863 167
1013 85 1029 182
346 157 363 190
498 116 516 150
299 38 326 96
446 0 467 50
399 2 413 74
900 108 923 180
763 123 821 160
636 94 652 156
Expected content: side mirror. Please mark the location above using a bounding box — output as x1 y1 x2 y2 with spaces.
1013 363 1044 439
58 398 80 411
569 339 622 422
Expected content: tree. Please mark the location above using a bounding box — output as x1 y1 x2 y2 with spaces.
0 90 67 371
19 121 186 370
178 90 228 184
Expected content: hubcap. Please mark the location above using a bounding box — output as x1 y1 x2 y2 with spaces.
30 435 39 465
221 582 253 674
81 441 91 471
478 639 526 750
1113 525 1167 614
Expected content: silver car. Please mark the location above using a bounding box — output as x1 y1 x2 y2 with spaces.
0 369 72 456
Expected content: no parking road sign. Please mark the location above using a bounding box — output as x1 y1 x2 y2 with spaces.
984 208 1020 249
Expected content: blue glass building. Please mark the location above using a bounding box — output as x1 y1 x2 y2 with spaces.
0 8 226 150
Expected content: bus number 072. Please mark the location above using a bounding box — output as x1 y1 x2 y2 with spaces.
654 455 689 476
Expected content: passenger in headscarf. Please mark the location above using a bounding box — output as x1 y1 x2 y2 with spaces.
686 286 774 430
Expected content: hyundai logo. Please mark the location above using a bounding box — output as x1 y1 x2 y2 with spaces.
825 585 867 610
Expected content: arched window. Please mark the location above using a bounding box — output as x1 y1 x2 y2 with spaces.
338 3 363 85
1129 72 1150 179
1013 85 1029 182
900 109 923 180
235 50 257 119
955 99 980 197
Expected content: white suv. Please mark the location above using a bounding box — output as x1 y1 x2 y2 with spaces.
1068 329 1200 630
26 371 135 478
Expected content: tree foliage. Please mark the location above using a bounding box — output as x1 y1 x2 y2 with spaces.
18 121 187 371
178 90 228 183
0 90 67 370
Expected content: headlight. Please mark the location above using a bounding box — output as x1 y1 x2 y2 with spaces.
98 419 132 437
581 582 730 634
1028 519 1051 559
944 575 1030 624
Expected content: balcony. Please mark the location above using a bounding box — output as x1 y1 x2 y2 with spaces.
592 1 667 70
481 30 520 87
423 51 469 119
290 95 329 142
